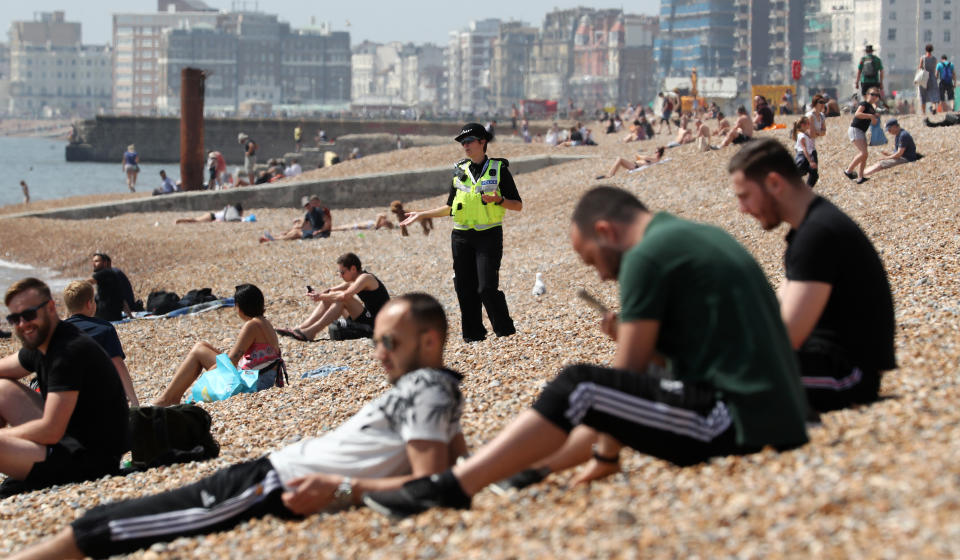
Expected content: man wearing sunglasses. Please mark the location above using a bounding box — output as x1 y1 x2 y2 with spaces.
398 122 522 343
0 278 129 494
10 293 467 559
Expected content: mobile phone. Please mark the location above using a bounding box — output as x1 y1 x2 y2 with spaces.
576 289 608 314
306 285 314 293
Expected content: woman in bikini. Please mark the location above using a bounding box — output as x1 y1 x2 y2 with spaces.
153 284 282 406
595 146 666 179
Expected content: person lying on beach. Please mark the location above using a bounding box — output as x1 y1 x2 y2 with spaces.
277 253 389 342
175 203 243 224
717 105 755 148
63 280 139 406
8 294 467 560
595 146 666 179
260 196 331 242
391 200 432 236
152 284 281 407
0 278 129 494
330 214 394 232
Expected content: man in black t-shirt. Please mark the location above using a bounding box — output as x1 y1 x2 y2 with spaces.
729 139 896 411
90 252 135 322
0 278 129 490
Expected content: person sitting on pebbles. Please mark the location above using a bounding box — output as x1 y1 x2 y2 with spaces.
260 195 331 242
152 284 282 407
277 253 390 342
7 294 467 560
862 119 920 178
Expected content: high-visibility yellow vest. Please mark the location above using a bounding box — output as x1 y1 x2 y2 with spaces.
451 158 506 231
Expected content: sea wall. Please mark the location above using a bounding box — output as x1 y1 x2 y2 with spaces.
11 154 586 221
67 116 469 164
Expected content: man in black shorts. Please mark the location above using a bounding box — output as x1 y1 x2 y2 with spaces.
90 252 136 322
363 186 809 517
728 138 896 411
0 278 129 493
8 294 467 559
278 252 390 341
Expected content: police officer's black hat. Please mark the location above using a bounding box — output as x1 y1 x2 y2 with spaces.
454 122 492 143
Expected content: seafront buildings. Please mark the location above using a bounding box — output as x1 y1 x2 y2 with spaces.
0 0 956 118
6 11 112 118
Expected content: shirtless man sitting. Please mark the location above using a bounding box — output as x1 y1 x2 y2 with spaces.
714 112 731 137
717 106 755 148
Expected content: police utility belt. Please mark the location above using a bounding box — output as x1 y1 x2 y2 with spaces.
451 158 506 231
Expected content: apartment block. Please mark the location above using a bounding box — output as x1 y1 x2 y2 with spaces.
655 0 736 78
446 19 500 112
733 0 808 87
7 11 112 117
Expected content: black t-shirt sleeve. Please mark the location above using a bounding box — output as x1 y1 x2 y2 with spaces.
18 347 38 373
100 328 125 360
785 212 839 285
446 185 456 207
498 167 521 203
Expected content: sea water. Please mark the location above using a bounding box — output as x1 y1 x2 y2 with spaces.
0 136 171 207
0 136 162 295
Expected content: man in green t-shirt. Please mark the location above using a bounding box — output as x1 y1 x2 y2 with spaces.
363 186 810 519
855 44 884 96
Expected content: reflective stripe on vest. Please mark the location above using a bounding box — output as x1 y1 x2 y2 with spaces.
451 159 506 231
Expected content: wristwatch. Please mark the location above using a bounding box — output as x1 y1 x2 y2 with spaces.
332 476 353 508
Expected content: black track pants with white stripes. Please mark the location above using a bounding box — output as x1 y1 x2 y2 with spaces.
531 364 758 466
72 457 295 558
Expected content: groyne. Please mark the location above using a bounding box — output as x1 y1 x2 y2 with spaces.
66 116 472 164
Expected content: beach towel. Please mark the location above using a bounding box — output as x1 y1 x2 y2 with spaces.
762 123 788 130
300 364 350 380
628 158 672 174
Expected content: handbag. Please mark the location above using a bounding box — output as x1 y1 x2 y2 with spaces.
914 68 929 86
869 122 888 146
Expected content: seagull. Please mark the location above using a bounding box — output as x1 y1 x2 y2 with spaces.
532 273 546 296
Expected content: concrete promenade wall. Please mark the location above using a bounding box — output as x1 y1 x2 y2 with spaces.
8 155 586 221
70 116 470 164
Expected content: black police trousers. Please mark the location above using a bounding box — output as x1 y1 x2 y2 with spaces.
451 227 515 341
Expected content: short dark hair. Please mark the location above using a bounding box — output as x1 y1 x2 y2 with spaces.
727 137 803 186
396 292 447 343
233 203 243 214
234 284 265 317
5 277 51 306
93 252 112 265
737 105 747 115
926 44 934 53
336 252 362 271
571 186 648 236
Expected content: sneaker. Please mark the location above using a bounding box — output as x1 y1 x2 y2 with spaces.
843 170 857 180
363 472 471 519
489 467 550 496
856 177 870 184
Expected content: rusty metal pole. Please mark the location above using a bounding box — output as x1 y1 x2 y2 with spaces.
180 68 205 191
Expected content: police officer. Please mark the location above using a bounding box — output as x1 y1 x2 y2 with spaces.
400 123 522 342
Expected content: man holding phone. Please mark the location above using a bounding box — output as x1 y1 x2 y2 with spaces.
364 186 810 517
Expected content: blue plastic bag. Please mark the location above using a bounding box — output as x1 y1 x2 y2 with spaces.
187 353 258 403
869 121 887 146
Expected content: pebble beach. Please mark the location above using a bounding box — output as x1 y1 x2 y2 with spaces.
0 113 958 558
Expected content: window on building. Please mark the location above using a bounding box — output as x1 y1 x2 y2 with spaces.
945 10 952 18
924 29 933 41
946 29 952 42
890 11 897 19
888 28 897 40
924 10 932 18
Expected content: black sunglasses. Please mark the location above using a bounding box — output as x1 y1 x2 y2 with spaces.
6 300 50 326
371 334 397 351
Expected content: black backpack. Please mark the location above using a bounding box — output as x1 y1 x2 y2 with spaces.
147 290 182 315
127 404 220 469
178 288 217 308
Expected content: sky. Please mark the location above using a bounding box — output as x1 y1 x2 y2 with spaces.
2 1 660 46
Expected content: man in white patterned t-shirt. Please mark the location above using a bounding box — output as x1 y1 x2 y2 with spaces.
11 293 466 560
